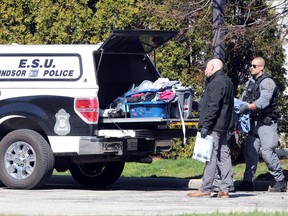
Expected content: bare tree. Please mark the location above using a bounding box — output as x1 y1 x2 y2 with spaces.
159 0 288 48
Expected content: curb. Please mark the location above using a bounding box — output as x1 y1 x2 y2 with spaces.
188 179 202 189
276 148 288 158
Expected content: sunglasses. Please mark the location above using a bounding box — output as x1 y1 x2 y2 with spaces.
249 64 261 69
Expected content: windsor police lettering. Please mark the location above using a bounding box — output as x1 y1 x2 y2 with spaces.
0 70 26 77
0 55 80 80
43 70 74 77
18 58 74 77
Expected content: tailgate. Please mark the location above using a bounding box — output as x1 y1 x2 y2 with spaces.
98 117 198 139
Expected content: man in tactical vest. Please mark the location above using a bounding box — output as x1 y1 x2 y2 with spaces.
235 57 286 192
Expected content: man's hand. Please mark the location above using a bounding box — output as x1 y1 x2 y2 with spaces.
200 128 208 138
239 104 249 114
227 131 234 141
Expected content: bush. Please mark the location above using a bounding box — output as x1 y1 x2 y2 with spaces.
160 136 196 159
160 131 246 165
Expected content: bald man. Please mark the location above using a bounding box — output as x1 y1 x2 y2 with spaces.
187 58 235 198
236 57 286 192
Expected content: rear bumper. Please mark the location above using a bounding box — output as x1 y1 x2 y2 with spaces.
49 135 155 156
79 137 124 155
49 127 197 156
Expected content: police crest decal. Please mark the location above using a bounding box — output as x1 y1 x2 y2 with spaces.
54 109 71 135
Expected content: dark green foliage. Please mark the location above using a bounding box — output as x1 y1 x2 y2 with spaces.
160 137 195 159
0 0 95 44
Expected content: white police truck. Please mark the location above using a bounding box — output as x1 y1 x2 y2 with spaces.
0 30 197 189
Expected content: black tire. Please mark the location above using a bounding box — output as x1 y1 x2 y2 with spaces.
0 129 55 189
69 162 125 188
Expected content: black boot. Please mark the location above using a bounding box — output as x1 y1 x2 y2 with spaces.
235 181 255 191
269 181 287 192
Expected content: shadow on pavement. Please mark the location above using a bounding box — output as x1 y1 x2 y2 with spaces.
2 169 287 191
255 169 288 181
22 175 192 191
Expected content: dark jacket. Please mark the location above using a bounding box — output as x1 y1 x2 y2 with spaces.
198 69 234 132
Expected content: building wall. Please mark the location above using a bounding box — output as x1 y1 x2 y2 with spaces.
272 0 288 94
271 1 288 147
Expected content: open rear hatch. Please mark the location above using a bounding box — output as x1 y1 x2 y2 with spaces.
96 30 198 138
95 30 178 110
98 30 178 54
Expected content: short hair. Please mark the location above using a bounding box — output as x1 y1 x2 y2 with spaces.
253 57 265 67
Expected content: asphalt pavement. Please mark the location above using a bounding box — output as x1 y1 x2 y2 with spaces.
0 149 287 215
0 175 287 216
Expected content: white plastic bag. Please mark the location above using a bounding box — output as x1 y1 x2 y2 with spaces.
152 78 170 89
192 132 213 163
138 80 154 90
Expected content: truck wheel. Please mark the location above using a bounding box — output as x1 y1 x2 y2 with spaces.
0 129 55 189
69 162 125 188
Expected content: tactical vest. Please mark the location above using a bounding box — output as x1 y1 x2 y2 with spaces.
243 73 279 119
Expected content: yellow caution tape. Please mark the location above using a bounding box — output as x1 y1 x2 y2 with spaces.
170 121 198 127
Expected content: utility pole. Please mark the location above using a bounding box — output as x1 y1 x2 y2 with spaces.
212 0 226 63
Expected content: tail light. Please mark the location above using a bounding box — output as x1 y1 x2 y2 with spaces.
74 97 99 124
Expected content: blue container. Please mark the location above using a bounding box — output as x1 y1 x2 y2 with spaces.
127 101 170 118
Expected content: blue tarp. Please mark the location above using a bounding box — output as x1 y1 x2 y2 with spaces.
234 98 250 133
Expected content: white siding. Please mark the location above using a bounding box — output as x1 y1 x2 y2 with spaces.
272 0 288 94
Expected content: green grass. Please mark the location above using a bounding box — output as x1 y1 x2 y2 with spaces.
121 158 288 180
54 158 288 181
122 158 205 178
